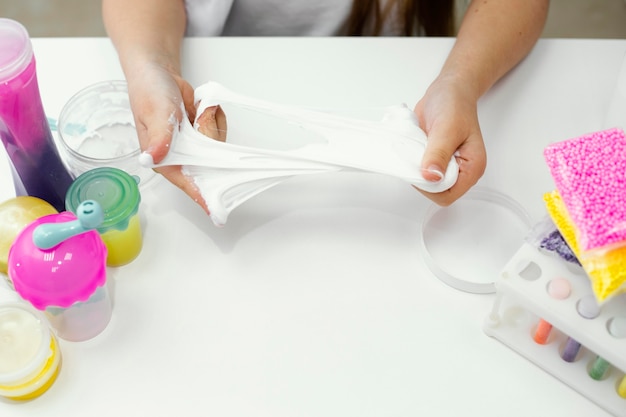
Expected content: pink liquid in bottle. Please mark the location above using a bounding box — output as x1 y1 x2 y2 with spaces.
0 19 73 211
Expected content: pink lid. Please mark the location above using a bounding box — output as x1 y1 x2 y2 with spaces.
0 19 33 83
8 212 107 310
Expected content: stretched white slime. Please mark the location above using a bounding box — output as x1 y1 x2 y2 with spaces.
143 82 458 226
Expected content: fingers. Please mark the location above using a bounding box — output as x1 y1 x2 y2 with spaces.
150 104 226 218
130 97 180 165
417 132 487 206
135 109 178 165
126 70 213 214
419 117 463 184
414 77 487 206
128 71 195 164
196 105 228 142
175 75 197 123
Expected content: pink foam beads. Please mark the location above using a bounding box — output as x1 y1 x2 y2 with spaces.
544 128 626 253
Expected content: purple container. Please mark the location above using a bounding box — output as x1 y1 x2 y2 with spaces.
0 19 73 212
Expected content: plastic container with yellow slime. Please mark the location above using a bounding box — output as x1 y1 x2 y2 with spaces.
66 167 142 267
0 303 61 400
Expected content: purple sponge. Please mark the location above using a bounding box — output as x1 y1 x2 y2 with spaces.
544 128 626 252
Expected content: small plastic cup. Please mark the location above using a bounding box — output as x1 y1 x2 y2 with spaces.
57 80 156 187
0 303 61 400
66 167 143 267
8 207 111 342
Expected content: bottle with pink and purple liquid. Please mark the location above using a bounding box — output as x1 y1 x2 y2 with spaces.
0 19 73 211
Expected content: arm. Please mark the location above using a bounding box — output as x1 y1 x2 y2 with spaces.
415 0 549 205
102 0 186 76
102 0 189 155
102 0 215 212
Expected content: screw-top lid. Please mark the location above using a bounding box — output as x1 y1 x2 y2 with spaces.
0 19 33 83
8 212 107 310
65 167 141 233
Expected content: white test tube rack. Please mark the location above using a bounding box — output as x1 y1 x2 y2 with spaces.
484 242 626 416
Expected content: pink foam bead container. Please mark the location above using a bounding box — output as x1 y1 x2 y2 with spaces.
544 128 626 253
8 212 111 342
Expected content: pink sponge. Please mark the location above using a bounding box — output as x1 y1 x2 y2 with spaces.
544 128 626 252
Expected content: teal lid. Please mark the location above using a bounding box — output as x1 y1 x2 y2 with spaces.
65 167 141 233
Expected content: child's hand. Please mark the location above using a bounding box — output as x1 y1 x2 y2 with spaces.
126 62 226 214
414 74 487 206
196 105 227 141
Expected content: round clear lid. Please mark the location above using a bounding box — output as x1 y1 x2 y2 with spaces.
419 187 533 294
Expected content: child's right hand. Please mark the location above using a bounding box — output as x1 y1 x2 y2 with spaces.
126 61 225 214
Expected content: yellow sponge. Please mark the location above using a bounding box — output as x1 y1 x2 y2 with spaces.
544 191 626 302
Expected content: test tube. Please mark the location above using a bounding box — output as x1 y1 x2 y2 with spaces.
560 337 582 362
534 278 571 345
618 375 626 398
589 356 611 380
533 319 553 344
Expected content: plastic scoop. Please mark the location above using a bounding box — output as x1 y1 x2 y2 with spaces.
142 82 459 225
32 200 103 249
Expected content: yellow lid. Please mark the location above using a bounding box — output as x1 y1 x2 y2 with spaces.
0 196 57 274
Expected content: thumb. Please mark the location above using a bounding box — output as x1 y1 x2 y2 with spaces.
420 121 459 183
129 89 182 165
134 77 195 165
140 110 179 165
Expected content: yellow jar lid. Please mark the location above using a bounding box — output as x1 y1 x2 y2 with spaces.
0 196 57 274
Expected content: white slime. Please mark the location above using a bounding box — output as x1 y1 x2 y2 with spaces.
142 82 459 226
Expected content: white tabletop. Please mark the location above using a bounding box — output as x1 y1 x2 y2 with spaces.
1 37 625 417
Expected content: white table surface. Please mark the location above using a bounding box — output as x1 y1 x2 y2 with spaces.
1 37 625 417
